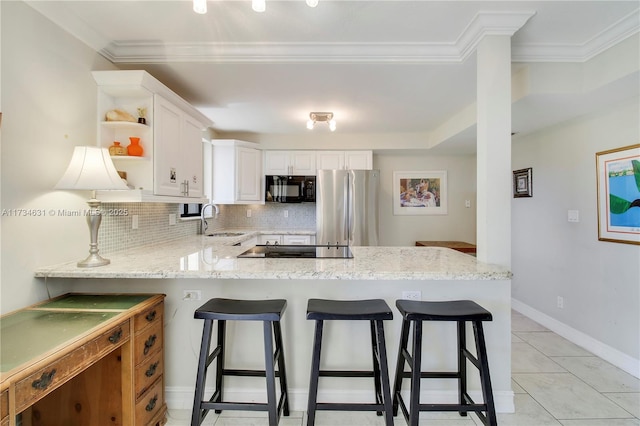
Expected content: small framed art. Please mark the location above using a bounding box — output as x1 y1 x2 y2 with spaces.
513 168 532 198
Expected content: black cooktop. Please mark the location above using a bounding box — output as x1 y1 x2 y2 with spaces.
238 245 353 259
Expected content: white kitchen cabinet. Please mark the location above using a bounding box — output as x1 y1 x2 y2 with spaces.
93 70 211 202
259 234 282 245
283 235 312 245
264 151 316 175
316 151 373 170
154 95 205 198
207 140 263 204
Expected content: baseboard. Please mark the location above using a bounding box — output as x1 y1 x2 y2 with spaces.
165 387 515 413
512 298 640 379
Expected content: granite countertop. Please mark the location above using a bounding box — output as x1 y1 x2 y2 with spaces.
34 230 512 281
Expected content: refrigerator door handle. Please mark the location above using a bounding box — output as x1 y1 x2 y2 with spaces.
344 172 350 244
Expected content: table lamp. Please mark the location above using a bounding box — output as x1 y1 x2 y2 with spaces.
55 146 128 267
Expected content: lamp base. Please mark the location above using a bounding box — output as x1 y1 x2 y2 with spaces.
77 253 110 268
77 197 110 268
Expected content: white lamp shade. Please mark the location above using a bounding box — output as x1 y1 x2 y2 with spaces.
55 146 128 191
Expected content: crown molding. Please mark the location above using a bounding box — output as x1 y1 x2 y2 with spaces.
25 2 638 64
513 8 640 62
103 11 535 64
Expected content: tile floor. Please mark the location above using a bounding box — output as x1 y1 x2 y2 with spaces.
168 311 640 425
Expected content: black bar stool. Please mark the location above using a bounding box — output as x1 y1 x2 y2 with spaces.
392 300 497 426
191 298 290 426
306 298 394 426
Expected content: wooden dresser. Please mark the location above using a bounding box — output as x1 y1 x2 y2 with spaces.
0 293 166 426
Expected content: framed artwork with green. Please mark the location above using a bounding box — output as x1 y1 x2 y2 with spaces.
596 144 640 245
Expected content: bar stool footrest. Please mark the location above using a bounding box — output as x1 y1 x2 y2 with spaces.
318 370 375 378
316 402 386 411
202 392 288 413
223 368 285 378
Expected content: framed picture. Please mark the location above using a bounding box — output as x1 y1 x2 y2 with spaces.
393 171 447 215
513 168 532 198
596 144 640 245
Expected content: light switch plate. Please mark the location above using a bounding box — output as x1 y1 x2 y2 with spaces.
568 210 579 222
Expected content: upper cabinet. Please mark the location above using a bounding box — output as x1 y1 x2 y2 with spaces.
264 151 317 175
316 150 373 171
153 95 205 198
93 70 212 202
206 140 263 205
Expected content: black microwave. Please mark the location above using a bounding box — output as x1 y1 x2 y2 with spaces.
265 175 315 203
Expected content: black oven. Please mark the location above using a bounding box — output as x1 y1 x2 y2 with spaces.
265 175 315 203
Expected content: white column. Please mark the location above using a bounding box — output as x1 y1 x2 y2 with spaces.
476 35 512 267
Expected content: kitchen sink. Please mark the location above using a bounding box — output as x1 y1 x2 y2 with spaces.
206 232 245 237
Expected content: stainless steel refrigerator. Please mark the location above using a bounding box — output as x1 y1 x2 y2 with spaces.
316 169 379 246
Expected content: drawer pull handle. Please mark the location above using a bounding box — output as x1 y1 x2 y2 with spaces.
108 329 123 344
32 369 56 390
143 334 157 355
145 361 159 377
145 310 157 322
145 394 158 412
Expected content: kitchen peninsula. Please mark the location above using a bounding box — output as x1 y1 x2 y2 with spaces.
35 234 514 413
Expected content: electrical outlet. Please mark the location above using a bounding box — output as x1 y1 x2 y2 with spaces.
284 210 288 218
557 296 564 309
132 215 138 230
402 291 421 300
246 209 252 218
183 290 201 301
465 200 471 208
169 213 177 225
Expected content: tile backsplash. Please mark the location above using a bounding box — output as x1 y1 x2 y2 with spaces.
214 203 316 230
99 202 316 254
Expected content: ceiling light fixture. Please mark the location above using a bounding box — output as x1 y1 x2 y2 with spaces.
193 0 207 14
307 112 336 132
252 0 266 12
306 0 319 7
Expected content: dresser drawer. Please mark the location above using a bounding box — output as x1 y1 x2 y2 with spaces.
14 321 129 413
135 351 163 400
0 389 8 426
134 320 163 366
134 302 163 332
135 377 164 425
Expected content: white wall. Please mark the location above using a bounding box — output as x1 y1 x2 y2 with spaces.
375 152 477 245
511 97 640 372
0 1 116 313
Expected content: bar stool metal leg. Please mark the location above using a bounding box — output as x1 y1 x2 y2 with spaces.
306 319 324 426
374 319 394 426
408 320 422 426
392 317 411 416
273 321 290 416
263 321 278 426
473 321 497 426
458 321 466 417
370 320 383 414
191 319 213 426
214 320 225 414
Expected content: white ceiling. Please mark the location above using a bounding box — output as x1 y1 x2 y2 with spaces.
26 1 640 153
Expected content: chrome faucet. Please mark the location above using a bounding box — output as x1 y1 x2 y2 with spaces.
201 203 219 234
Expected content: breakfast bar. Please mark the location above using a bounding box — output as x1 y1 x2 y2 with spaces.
34 234 514 414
